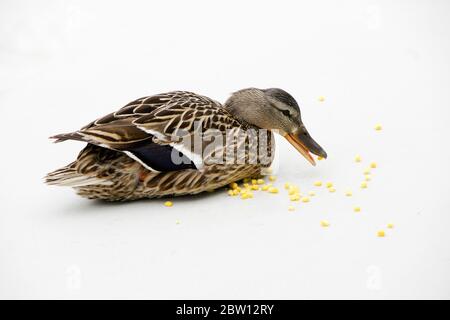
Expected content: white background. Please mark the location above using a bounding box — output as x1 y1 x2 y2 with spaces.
1 0 449 299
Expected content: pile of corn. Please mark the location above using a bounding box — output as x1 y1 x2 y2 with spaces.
227 176 279 200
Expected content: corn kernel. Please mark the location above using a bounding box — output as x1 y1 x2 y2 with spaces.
318 96 325 102
227 190 234 196
290 194 300 201
320 220 330 227
251 185 259 191
261 185 269 191
164 201 173 207
360 181 368 189
387 223 394 229
374 124 382 131
314 181 323 187
251 179 257 185
241 191 253 199
269 175 276 182
288 188 297 196
345 190 352 197
268 187 279 194
175 219 181 225
355 155 362 162
257 179 264 185
377 230 385 237
301 196 310 203
308 191 316 196
328 187 336 193
230 182 238 189
363 168 371 175
243 183 250 188
365 175 371 181
284 182 291 189
326 182 333 188
354 206 361 212
288 205 295 212
317 156 323 161
370 162 377 168
232 189 239 196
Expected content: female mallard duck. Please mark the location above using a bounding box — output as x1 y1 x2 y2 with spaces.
46 88 327 201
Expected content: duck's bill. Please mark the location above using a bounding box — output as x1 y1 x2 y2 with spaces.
284 132 327 166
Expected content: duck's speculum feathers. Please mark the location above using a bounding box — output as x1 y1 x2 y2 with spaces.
126 142 197 172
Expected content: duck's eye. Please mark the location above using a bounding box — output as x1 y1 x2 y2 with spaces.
281 109 291 117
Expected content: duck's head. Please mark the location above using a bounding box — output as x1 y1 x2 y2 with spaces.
224 87 327 166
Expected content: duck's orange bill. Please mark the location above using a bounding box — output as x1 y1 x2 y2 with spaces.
284 133 316 166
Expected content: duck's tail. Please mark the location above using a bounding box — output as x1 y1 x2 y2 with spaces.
45 163 112 187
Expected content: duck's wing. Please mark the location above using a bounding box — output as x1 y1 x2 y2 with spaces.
51 91 242 172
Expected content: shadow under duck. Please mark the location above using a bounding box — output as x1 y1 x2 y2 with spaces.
46 88 327 201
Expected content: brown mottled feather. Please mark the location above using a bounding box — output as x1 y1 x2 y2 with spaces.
46 91 274 201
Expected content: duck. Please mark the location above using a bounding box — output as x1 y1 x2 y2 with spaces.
45 88 327 201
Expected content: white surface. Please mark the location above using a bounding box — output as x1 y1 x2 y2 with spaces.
1 0 449 299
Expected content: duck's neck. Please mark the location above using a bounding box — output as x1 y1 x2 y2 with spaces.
223 88 267 129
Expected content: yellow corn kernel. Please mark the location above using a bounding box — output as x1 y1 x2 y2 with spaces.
261 185 269 191
164 201 173 207
355 155 362 162
374 124 382 131
251 179 257 185
257 179 265 185
288 188 297 196
251 185 259 191
241 191 253 199
301 196 310 203
326 182 333 188
363 168 371 175
328 187 336 193
288 205 295 212
354 206 361 212
269 175 277 182
317 156 324 161
387 223 394 229
314 181 323 187
308 191 316 196
230 182 238 189
360 181 368 189
175 219 181 225
284 182 291 189
370 162 377 168
318 96 325 102
365 175 371 181
345 190 352 197
232 189 240 196
320 220 330 227
377 230 385 237
227 190 234 196
289 194 300 201
243 183 250 188
268 187 279 194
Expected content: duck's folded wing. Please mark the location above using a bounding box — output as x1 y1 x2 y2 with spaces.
51 91 241 172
